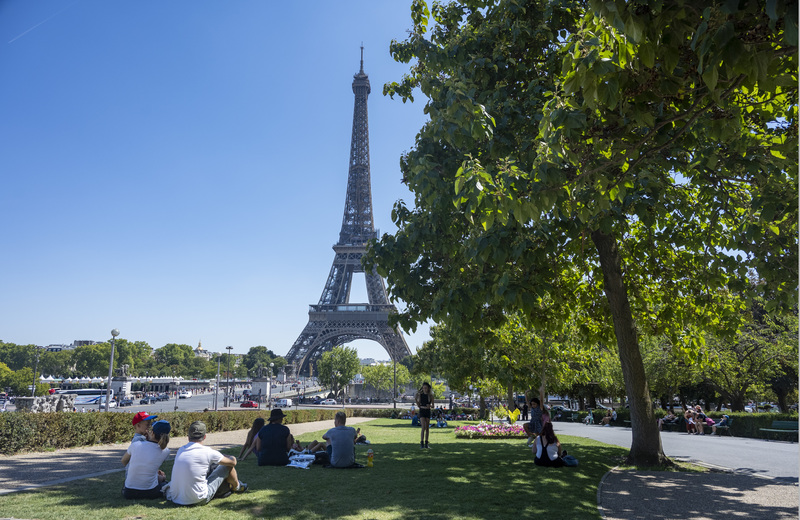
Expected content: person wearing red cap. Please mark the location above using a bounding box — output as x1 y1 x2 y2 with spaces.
120 420 171 499
130 412 158 444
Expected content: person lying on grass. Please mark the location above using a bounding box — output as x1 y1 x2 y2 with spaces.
291 440 326 454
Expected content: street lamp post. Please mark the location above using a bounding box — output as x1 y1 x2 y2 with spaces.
104 329 120 411
173 372 179 411
268 362 274 410
31 346 41 397
225 346 233 407
214 355 221 411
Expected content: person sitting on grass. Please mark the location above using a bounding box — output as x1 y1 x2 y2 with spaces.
323 411 357 467
239 417 265 460
129 412 157 443
120 420 171 499
533 422 566 468
254 408 294 466
355 428 369 444
166 421 247 506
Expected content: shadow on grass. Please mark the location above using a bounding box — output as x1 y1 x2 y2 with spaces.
0 420 628 520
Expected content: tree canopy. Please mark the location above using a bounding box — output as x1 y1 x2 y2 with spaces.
315 346 361 399
369 0 797 465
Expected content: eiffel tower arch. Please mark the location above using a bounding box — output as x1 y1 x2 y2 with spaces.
285 49 411 377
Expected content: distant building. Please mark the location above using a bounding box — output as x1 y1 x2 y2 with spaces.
46 344 71 352
72 340 97 347
194 340 214 360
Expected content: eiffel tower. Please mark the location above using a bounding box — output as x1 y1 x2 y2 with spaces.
285 49 411 377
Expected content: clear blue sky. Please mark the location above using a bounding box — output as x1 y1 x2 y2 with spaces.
0 1 432 358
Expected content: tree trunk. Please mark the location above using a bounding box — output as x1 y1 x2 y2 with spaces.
592 230 670 466
507 383 515 411
479 395 488 420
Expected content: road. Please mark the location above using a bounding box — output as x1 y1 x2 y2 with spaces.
552 421 798 480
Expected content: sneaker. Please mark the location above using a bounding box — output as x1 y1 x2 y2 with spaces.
420 443 425 449
561 450 568 457
235 482 248 493
425 443 430 449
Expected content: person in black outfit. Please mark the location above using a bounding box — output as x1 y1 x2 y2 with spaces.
416 382 433 449
254 408 294 466
522 403 529 421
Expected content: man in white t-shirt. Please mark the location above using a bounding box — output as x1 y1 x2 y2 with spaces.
166 421 247 506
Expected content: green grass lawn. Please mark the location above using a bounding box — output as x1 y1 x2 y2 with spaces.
0 419 628 520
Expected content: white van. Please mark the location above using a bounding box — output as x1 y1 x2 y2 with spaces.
276 398 293 408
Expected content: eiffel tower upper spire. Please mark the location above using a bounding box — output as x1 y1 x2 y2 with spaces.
339 47 373 246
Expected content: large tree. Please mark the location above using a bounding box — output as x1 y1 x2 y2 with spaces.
315 346 360 400
369 0 797 465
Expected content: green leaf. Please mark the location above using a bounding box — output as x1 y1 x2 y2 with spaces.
766 0 778 22
702 66 719 91
691 21 708 51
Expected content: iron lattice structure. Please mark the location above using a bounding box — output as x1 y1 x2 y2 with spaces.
285 52 411 377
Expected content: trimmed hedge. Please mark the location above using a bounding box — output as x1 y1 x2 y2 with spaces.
0 407 404 455
568 408 797 440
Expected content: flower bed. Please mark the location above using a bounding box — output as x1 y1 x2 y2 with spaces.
454 422 527 439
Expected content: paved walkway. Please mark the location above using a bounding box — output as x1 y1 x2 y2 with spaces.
551 421 799 519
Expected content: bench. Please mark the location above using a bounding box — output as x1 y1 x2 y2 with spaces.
554 411 578 422
701 417 732 436
662 418 684 432
760 420 798 442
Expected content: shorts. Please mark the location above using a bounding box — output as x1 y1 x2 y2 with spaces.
419 408 431 419
205 464 233 502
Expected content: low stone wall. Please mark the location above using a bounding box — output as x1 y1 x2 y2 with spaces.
14 394 76 413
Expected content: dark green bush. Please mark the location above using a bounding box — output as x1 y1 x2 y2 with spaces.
0 408 391 455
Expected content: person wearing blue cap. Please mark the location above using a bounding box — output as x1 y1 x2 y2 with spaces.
121 420 171 499
711 415 730 435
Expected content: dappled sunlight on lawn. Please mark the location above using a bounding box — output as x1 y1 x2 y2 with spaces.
0 419 627 520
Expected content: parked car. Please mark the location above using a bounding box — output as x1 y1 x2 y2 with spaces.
157 393 169 401
99 401 117 409
119 398 133 407
320 399 337 405
178 391 192 399
240 400 258 408
140 397 155 405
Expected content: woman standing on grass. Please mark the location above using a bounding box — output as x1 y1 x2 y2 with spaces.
120 420 171 499
416 382 433 449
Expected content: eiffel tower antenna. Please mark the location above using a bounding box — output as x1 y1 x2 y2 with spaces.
285 50 410 378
